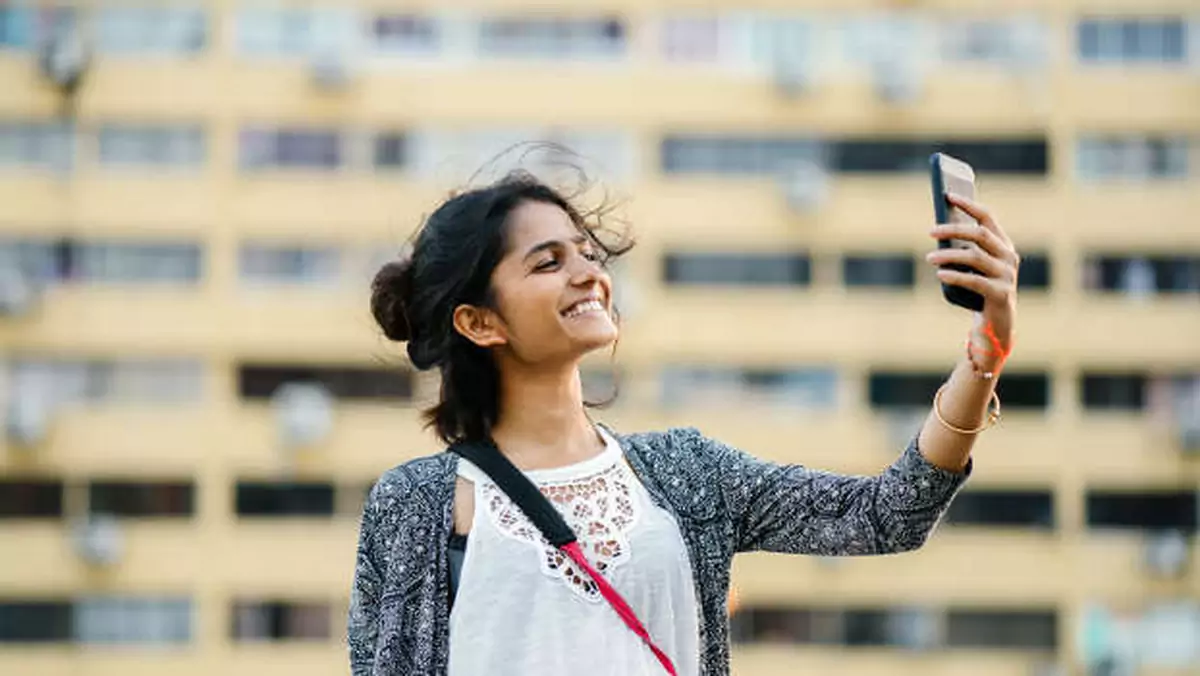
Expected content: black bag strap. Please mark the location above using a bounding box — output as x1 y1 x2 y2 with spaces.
448 437 677 676
451 439 574 547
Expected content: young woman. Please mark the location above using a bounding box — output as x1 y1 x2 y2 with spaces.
348 171 1020 676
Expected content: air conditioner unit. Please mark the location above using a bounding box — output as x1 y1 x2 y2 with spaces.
72 515 124 567
37 23 89 95
1179 422 1200 454
772 53 812 99
779 160 829 214
0 266 37 317
872 57 922 104
888 607 941 651
5 390 53 447
1143 531 1190 578
1028 662 1066 676
1007 18 1047 73
272 382 335 449
310 51 353 91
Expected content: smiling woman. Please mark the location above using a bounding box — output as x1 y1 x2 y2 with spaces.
369 170 632 444
350 156 999 676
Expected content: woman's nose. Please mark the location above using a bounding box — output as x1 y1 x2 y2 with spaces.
568 253 604 286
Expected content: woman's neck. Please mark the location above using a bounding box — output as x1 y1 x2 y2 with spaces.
489 363 604 471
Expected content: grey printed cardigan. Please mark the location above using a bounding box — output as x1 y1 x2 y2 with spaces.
347 426 971 676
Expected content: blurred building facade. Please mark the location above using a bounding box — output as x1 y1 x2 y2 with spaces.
1 1 1198 675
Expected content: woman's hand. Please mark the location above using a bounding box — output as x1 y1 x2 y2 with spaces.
925 193 1019 371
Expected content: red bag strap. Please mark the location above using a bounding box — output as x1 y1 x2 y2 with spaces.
452 439 677 675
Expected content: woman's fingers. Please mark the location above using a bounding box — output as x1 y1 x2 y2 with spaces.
945 193 1015 250
929 222 1016 264
935 268 1014 305
926 247 1011 281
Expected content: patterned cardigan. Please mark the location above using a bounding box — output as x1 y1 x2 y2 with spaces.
347 426 972 676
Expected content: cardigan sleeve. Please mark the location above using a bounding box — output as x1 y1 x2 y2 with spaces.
347 482 385 676
703 431 971 555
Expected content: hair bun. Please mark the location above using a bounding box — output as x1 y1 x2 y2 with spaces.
370 257 416 342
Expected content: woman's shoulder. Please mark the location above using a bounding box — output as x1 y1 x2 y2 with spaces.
615 425 727 455
612 425 731 476
363 451 457 518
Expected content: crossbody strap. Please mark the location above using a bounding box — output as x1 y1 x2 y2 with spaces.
451 440 678 676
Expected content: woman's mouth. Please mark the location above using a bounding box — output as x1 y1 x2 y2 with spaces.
562 299 606 318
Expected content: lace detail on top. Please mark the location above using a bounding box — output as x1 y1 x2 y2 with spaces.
476 457 639 603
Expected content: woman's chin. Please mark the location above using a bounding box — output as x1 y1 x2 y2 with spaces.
572 327 619 353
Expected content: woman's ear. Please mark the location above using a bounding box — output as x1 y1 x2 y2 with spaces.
452 304 508 348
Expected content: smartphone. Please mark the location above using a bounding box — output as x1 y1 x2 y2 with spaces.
929 153 985 312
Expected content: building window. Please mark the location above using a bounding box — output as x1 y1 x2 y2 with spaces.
0 5 75 50
0 600 72 643
9 359 204 405
994 372 1051 410
239 127 342 170
89 481 194 518
0 121 74 171
1081 373 1147 411
371 14 438 54
661 136 822 175
236 481 335 517
867 371 1052 413
1018 253 1051 290
661 16 720 63
868 371 946 410
0 238 59 283
232 600 331 640
33 240 204 284
237 364 413 401
477 16 626 60
1078 17 1187 64
74 241 202 283
239 245 342 285
940 18 1046 65
97 124 206 168
0 480 63 519
373 132 407 169
944 489 1055 528
660 136 1048 175
1084 255 1200 295
731 605 1059 650
944 610 1058 649
842 254 915 289
236 7 356 56
0 6 33 49
1077 136 1190 180
663 252 811 287
95 7 207 55
1086 490 1197 532
831 138 1049 174
661 367 837 409
74 597 191 645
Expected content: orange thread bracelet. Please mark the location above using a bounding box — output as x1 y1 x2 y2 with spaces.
965 320 1012 380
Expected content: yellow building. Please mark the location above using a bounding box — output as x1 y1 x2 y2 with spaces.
1 1 1198 675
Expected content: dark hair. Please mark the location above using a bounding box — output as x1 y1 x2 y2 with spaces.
371 168 632 445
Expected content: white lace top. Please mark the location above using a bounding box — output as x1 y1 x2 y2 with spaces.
447 428 700 676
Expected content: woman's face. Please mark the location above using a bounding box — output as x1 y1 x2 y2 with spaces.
479 199 618 365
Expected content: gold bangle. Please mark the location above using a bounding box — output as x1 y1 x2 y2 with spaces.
933 383 1001 435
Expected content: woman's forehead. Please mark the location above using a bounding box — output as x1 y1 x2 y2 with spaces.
505 200 580 246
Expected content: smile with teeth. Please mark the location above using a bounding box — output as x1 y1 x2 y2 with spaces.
562 299 606 318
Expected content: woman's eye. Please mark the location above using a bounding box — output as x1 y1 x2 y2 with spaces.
582 249 601 263
534 257 559 271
